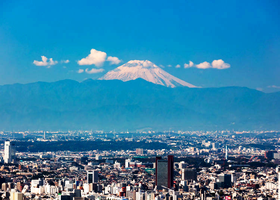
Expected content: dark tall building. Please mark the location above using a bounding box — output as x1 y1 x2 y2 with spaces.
182 168 197 181
265 150 277 160
155 156 161 186
87 171 98 184
217 174 231 188
155 155 174 189
167 155 174 188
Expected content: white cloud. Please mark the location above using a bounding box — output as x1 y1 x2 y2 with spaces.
62 60 70 64
268 85 280 89
49 58 57 65
85 68 104 74
196 61 211 69
184 60 230 70
184 63 190 68
78 49 107 67
167 65 172 67
77 69 84 73
159 65 165 68
212 59 230 69
33 56 58 67
184 61 194 68
107 56 121 65
175 64 181 68
189 61 194 67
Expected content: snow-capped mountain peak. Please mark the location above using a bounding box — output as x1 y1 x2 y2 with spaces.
99 60 196 88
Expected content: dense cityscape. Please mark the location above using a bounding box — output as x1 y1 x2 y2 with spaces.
1 130 280 200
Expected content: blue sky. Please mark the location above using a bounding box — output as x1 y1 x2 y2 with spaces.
0 0 279 92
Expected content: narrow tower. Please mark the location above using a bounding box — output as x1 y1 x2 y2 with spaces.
225 146 228 160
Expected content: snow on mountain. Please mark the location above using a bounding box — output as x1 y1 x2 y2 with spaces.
99 60 196 88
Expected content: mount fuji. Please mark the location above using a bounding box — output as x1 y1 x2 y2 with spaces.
99 60 196 88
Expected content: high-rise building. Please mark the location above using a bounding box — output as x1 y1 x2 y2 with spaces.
167 155 174 188
4 140 16 164
156 157 167 189
10 189 23 200
155 155 174 189
225 146 228 160
217 174 231 188
87 171 98 184
212 142 217 150
265 150 278 160
1 183 7 191
125 159 130 168
182 168 197 181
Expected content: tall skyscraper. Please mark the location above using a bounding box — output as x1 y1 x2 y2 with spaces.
167 155 174 188
217 174 231 188
155 155 174 189
4 140 16 164
87 171 98 183
225 146 228 160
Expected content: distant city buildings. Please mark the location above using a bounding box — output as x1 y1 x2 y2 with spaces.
0 131 279 199
136 148 144 155
125 159 143 168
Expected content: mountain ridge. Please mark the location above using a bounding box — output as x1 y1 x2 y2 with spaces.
0 79 279 131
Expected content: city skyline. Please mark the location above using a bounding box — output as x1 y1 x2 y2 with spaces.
0 130 280 199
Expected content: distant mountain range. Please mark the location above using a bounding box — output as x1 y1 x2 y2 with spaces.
0 78 279 131
99 60 195 88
